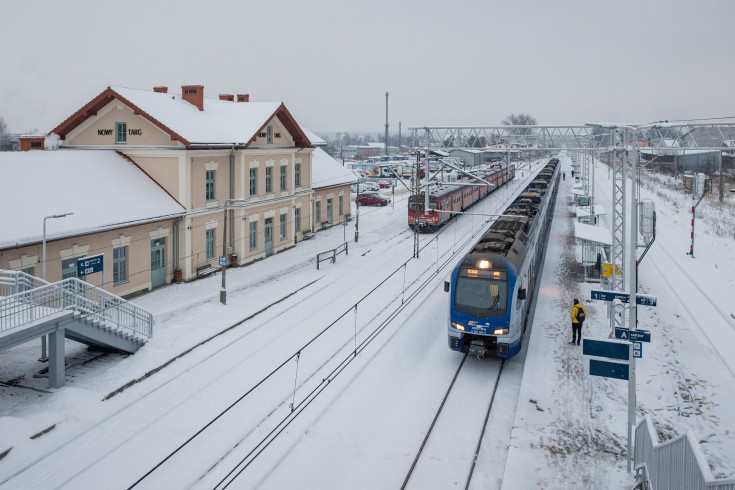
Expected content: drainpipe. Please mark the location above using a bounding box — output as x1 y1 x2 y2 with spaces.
173 216 183 281
229 145 235 255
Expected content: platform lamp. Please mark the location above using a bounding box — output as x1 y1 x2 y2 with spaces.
40 212 73 362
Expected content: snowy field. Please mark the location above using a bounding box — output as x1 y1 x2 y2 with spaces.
1 154 733 489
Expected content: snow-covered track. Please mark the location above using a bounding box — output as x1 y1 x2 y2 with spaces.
401 355 505 490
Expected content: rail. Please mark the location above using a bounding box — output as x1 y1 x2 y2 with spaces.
0 270 49 297
0 277 153 339
634 415 735 490
316 242 349 270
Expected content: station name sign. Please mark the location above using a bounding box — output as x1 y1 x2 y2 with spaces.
98 129 142 136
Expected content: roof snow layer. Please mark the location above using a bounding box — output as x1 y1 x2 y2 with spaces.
0 150 185 249
111 86 281 145
312 148 359 189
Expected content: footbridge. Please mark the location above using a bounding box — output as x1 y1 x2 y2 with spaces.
0 270 153 388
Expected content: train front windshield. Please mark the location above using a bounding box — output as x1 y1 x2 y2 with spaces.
454 275 508 318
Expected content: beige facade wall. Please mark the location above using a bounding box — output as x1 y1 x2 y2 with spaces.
0 220 179 297
312 185 351 231
251 117 295 147
65 101 179 147
126 154 184 203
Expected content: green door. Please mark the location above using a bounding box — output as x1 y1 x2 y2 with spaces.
151 238 167 288
327 199 333 225
264 218 273 257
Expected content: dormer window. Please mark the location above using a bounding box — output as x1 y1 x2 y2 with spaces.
116 122 127 144
267 125 273 144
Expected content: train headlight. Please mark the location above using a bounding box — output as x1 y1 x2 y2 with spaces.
493 328 509 335
451 322 465 331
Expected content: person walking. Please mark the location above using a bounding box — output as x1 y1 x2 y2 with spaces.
570 298 587 345
563 171 566 180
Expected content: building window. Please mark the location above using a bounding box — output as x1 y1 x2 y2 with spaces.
315 201 321 223
206 228 216 260
21 266 34 276
113 246 128 285
339 196 343 216
116 122 127 143
250 168 257 196
31 141 42 148
206 170 216 201
280 165 287 191
295 163 301 187
280 213 287 240
266 167 273 193
295 207 301 233
267 125 273 144
249 220 258 250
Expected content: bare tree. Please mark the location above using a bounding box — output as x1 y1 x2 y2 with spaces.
502 113 537 126
0 117 13 151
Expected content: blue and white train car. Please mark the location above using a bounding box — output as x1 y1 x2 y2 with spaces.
444 158 560 358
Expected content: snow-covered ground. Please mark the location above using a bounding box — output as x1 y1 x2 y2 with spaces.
0 154 733 489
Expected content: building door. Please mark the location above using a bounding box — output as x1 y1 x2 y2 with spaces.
61 256 84 307
327 199 333 225
264 218 273 257
151 238 167 288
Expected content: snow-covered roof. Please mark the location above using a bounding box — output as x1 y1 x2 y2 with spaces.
573 222 612 246
0 150 185 249
302 128 325 146
52 86 312 148
311 148 359 189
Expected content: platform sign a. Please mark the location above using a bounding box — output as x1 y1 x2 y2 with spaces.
614 327 651 343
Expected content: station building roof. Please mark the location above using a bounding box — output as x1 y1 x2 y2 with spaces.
0 150 185 250
50 85 313 149
312 148 359 190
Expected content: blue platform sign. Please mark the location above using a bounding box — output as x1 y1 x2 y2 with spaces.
77 254 104 277
590 359 629 380
614 327 651 343
636 294 657 307
591 290 630 303
633 341 642 358
582 338 630 360
219 256 227 267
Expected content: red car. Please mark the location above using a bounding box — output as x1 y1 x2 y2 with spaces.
357 192 389 206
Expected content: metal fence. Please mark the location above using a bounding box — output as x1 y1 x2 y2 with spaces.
0 276 153 339
0 270 49 297
635 415 735 490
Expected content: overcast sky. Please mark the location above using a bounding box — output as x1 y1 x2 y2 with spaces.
1 0 733 136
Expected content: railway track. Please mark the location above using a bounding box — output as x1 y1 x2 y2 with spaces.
401 354 505 490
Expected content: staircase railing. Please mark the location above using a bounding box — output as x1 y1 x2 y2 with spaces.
634 415 735 490
0 270 49 296
0 277 153 340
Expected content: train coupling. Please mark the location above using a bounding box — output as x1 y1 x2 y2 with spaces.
468 340 487 358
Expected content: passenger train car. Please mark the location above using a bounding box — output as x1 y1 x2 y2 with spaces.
444 158 560 358
408 164 515 232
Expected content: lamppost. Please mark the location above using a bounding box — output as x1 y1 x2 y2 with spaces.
41 212 73 362
220 199 247 305
43 213 73 280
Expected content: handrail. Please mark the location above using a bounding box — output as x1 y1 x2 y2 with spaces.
634 415 735 490
0 276 153 339
316 242 349 270
0 270 49 297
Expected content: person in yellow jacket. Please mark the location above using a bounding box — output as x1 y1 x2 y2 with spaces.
570 298 587 345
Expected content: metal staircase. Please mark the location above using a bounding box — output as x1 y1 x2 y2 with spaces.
0 270 153 388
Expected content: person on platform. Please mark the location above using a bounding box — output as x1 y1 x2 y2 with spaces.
570 298 587 345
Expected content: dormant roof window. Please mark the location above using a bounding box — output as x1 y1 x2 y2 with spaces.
267 125 273 144
116 122 127 144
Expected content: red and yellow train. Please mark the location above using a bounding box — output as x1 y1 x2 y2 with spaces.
408 165 515 232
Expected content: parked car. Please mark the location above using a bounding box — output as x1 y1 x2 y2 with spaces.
352 182 380 193
378 180 392 188
357 192 389 206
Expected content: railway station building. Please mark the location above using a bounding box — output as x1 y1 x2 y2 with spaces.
1 84 355 295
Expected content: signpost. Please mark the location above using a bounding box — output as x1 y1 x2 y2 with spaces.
590 289 657 307
590 358 629 380
614 327 651 343
219 256 227 267
77 254 105 290
602 263 622 277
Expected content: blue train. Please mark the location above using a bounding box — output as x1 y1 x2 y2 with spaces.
444 158 561 358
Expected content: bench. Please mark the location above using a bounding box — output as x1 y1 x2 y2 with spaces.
196 264 217 277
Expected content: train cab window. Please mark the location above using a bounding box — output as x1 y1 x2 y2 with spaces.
454 271 508 318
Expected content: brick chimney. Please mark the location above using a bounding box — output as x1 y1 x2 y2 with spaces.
182 85 204 111
219 94 234 101
237 93 249 102
153 86 168 93
19 136 45 151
